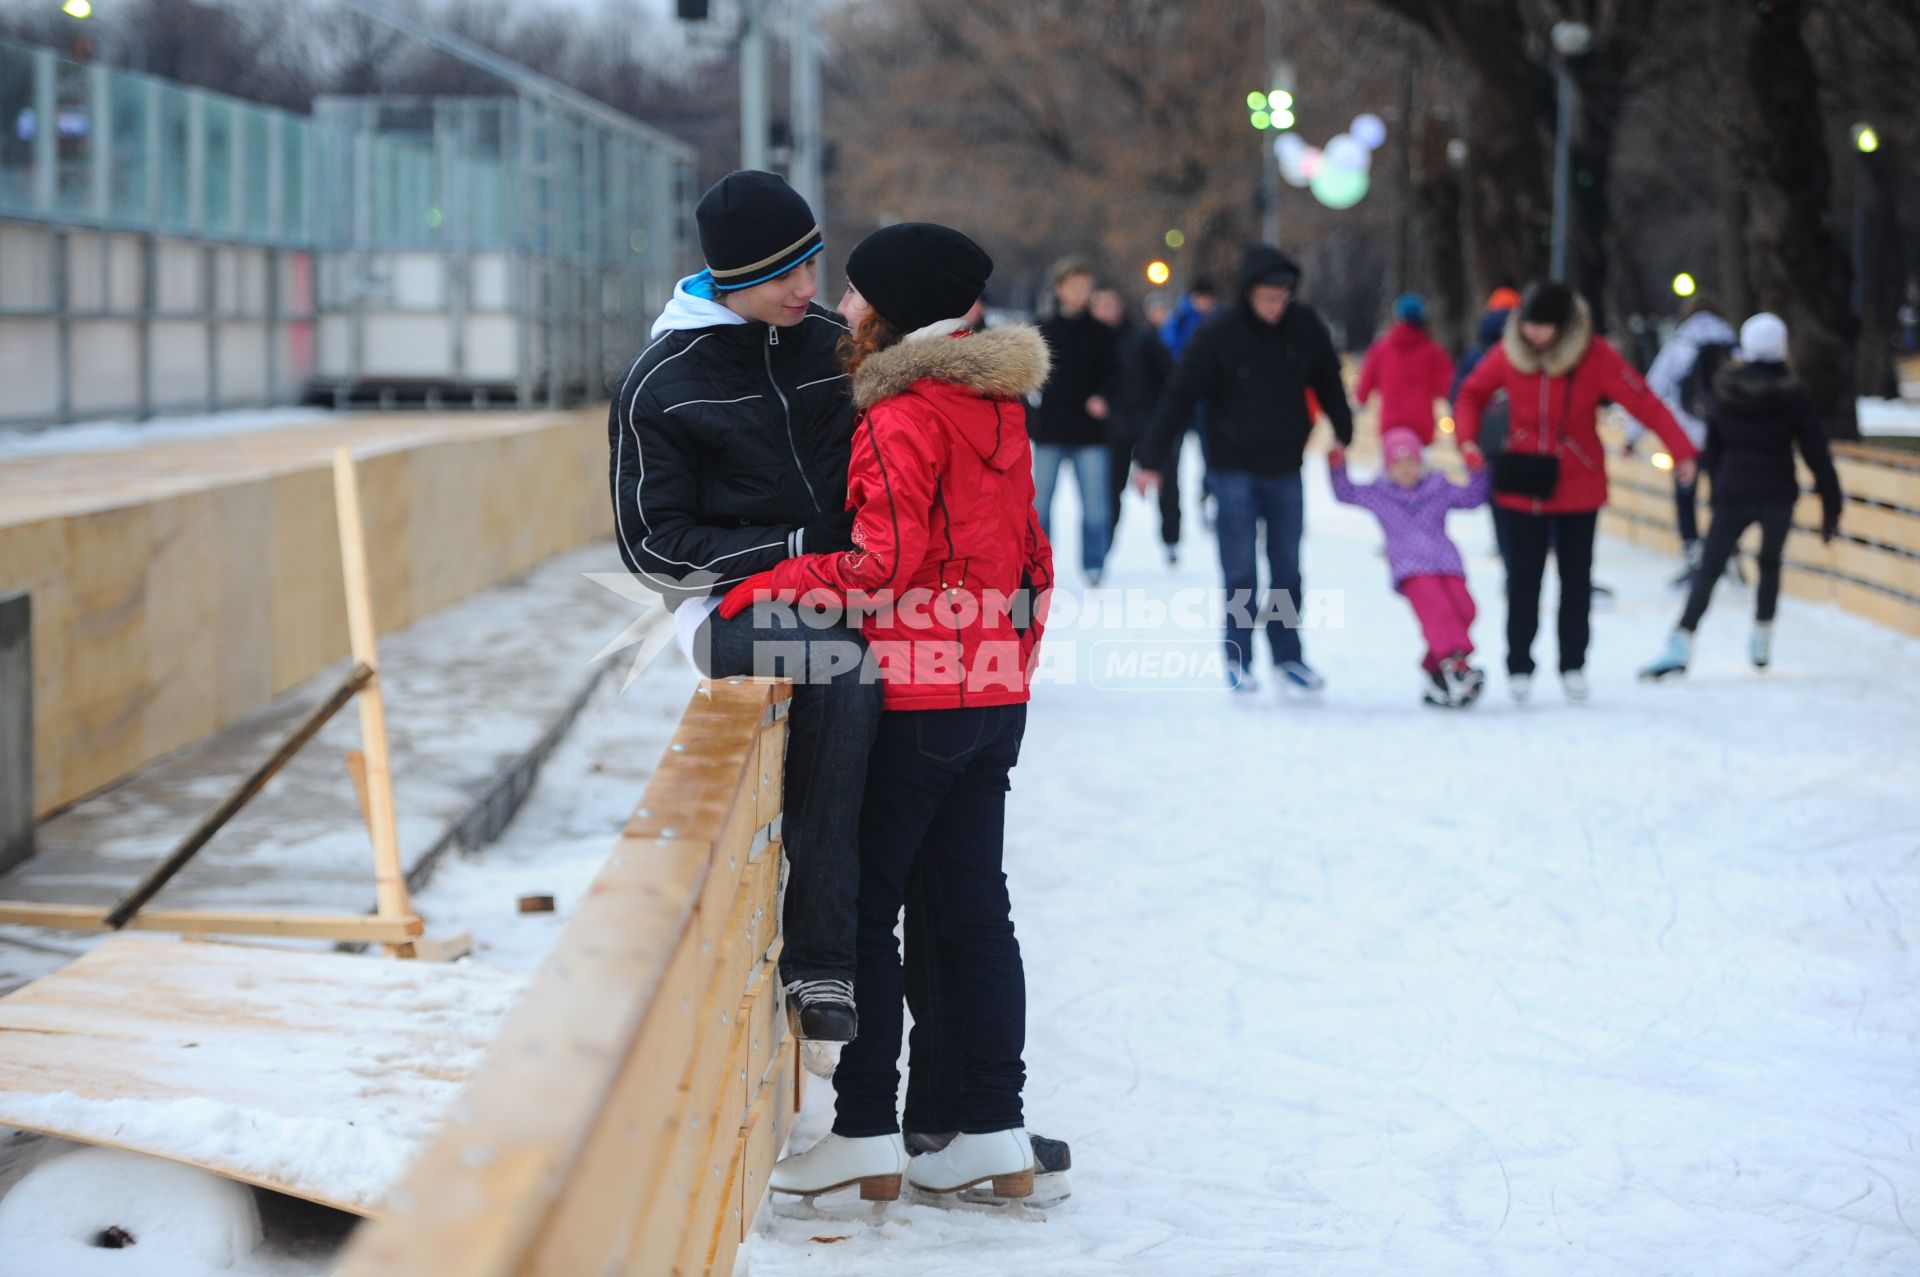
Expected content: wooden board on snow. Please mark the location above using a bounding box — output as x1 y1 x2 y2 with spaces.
0 935 525 1215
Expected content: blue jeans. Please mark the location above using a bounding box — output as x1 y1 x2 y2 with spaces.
1212 469 1305 672
1032 443 1112 575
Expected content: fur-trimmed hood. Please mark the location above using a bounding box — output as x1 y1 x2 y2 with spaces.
851 323 1051 411
1502 294 1594 378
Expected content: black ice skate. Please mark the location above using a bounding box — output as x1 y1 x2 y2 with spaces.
784 978 857 1042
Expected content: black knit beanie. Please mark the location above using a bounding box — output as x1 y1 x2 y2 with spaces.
1520 281 1575 328
696 171 822 292
845 223 993 335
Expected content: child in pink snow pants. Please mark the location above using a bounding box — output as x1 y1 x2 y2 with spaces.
1330 427 1492 707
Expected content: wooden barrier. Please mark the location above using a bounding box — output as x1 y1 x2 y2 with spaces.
1600 423 1920 638
0 409 612 815
335 676 800 1277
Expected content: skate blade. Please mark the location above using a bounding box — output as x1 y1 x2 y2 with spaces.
799 1039 843 1078
912 1173 1070 1213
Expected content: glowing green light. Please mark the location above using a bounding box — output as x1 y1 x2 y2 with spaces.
62 0 91 17
1246 91 1267 111
1272 109 1295 130
1854 124 1880 154
1164 229 1186 249
1251 110 1272 130
1672 272 1696 298
1269 89 1294 110
426 207 444 229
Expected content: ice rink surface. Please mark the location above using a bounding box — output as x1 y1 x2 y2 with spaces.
745 456 1920 1276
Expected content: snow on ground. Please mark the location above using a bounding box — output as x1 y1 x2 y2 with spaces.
0 408 331 460
408 651 700 974
743 451 1920 1275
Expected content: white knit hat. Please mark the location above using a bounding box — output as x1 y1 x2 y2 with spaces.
1740 312 1789 364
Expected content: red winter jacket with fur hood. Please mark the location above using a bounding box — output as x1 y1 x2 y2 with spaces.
719 324 1055 711
1455 296 1697 514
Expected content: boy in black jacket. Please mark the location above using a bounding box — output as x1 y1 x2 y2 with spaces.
1135 245 1354 696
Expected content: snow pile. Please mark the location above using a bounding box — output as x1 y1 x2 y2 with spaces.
1858 397 1920 438
0 1095 424 1216
0 409 329 460
0 1145 261 1276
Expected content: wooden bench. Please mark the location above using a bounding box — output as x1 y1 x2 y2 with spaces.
335 675 799 1277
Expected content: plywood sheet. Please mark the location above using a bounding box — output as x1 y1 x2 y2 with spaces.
0 936 524 1215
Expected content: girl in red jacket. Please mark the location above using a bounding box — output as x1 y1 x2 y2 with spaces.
1455 282 1698 702
719 223 1054 1205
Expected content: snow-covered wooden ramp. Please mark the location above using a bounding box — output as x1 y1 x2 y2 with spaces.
0 935 524 1214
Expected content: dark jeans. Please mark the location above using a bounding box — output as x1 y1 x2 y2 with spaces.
1107 439 1182 546
1674 473 1700 548
1503 509 1598 674
697 604 882 985
1680 500 1793 631
1212 469 1305 671
834 704 1028 1138
1490 503 1514 569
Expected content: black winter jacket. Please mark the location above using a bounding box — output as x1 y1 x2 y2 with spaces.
1103 320 1174 446
609 283 854 608
1139 246 1354 475
1702 361 1843 529
1032 311 1118 447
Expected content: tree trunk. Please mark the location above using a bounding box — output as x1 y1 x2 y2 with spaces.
1416 115 1471 352
1734 0 1860 439
1856 147 1903 400
1708 0 1751 317
1458 70 1553 298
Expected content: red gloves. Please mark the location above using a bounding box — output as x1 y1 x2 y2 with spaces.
1327 447 1346 469
716 571 780 620
1459 441 1486 471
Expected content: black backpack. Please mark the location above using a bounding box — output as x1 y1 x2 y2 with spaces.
1679 340 1737 421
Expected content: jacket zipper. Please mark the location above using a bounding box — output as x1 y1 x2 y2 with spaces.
932 481 967 707
1534 373 1549 514
765 326 821 512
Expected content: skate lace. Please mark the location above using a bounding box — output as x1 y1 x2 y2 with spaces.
786 978 856 1008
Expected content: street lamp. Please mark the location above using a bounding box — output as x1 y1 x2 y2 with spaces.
57 0 146 70
1549 21 1592 283
1851 122 1877 317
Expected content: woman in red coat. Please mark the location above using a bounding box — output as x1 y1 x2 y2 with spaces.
1455 282 1698 701
720 223 1054 1204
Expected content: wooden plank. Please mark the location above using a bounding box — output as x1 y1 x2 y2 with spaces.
736 1088 776 1248
1840 502 1920 556
1833 579 1920 639
674 990 758 1277
335 831 710 1277
10 410 610 817
104 662 376 928
0 901 424 941
332 449 413 935
0 936 522 1214
755 716 787 836
1834 457 1920 511
1830 539 1920 598
521 909 704 1277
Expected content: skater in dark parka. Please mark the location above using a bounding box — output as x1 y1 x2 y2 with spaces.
1639 313 1844 678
